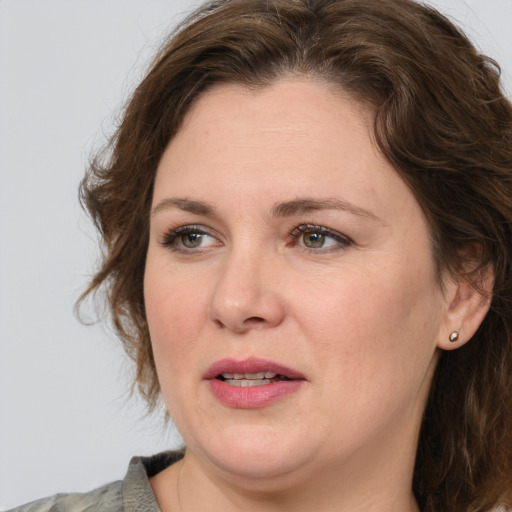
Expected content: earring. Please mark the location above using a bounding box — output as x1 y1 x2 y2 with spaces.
449 329 460 342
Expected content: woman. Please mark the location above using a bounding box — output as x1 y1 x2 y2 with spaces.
12 0 512 511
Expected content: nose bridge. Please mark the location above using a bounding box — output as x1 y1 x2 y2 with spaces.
208 239 284 332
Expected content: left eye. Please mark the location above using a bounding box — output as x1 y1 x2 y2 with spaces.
300 231 330 248
293 225 350 250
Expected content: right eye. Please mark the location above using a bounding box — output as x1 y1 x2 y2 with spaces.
161 225 220 252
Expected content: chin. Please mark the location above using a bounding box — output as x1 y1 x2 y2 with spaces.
190 423 315 482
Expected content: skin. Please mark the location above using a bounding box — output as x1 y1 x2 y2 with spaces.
144 78 490 511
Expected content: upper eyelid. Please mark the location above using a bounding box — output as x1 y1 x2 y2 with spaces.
291 224 351 240
166 224 220 238
160 224 220 248
163 223 346 236
159 223 351 247
172 224 211 233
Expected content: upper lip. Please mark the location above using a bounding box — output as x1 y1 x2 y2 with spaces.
204 357 306 380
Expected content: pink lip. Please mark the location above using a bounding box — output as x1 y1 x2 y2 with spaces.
204 357 305 380
205 357 306 409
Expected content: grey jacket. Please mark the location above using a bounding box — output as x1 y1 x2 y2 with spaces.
9 451 184 512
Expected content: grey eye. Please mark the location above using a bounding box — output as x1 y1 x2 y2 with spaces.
181 232 205 248
301 231 326 248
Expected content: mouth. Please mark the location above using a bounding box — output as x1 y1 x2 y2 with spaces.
205 357 305 384
216 372 293 387
205 358 306 409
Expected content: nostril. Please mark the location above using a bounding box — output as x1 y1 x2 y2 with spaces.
213 319 225 328
211 315 266 332
245 316 265 324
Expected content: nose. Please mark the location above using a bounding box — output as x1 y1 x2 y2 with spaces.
207 247 285 333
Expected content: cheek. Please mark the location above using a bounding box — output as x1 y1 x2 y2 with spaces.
144 271 213 433
293 260 443 397
144 258 211 385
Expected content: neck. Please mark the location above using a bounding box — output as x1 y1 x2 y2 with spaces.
151 436 421 512
151 384 430 512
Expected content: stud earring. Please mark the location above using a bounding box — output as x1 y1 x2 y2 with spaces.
449 329 460 342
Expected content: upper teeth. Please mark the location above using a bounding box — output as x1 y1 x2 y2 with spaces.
222 372 277 379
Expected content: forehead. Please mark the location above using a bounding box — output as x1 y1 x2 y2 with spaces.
153 78 417 226
174 78 373 154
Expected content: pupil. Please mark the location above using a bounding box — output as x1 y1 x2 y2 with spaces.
304 232 324 248
182 233 202 248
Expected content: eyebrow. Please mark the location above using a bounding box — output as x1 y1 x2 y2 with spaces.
151 198 214 217
151 196 383 223
270 198 383 223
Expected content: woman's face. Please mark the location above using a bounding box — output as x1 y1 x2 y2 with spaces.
145 79 451 485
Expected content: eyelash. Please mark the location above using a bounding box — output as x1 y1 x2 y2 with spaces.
289 224 352 253
160 223 352 253
161 225 218 253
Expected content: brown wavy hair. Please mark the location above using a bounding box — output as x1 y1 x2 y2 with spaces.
79 0 512 510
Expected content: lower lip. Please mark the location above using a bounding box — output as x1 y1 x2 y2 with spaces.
208 379 304 409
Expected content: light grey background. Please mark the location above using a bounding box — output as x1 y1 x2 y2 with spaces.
1 0 511 509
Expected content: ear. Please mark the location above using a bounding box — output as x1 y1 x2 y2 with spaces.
437 264 494 351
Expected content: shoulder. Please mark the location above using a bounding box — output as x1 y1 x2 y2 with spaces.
8 450 184 512
7 480 123 512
